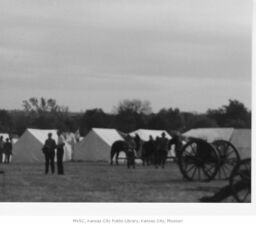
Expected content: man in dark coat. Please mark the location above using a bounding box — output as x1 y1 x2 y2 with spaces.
158 133 169 168
126 135 136 169
154 137 161 168
134 134 141 154
43 133 56 174
142 135 154 166
4 138 12 164
0 136 4 163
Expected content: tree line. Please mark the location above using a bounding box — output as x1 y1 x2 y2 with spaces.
0 97 251 137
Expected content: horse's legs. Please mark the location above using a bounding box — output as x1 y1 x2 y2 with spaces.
115 151 119 165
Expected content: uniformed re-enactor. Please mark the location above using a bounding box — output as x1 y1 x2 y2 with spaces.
43 133 56 174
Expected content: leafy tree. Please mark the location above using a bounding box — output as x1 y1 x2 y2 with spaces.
149 108 185 132
114 99 152 132
0 110 13 133
207 99 251 128
22 97 70 131
80 108 111 136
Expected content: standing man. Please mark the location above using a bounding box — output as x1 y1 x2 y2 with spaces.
0 136 4 163
4 138 12 164
158 133 169 168
153 137 161 168
134 134 141 155
56 130 65 175
126 135 136 169
143 135 154 166
43 133 56 174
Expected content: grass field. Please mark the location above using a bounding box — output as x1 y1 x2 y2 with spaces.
0 162 233 202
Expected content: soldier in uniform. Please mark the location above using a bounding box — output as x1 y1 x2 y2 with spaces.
126 135 136 169
4 138 12 164
158 133 169 168
142 135 154 166
0 136 4 163
134 134 141 155
154 137 161 168
42 133 56 174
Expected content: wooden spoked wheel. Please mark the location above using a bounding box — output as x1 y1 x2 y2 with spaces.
178 139 219 181
212 140 240 180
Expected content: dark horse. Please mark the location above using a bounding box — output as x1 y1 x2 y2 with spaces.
110 139 136 168
110 140 129 166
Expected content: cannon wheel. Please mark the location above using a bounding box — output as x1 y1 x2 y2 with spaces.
212 140 240 180
229 158 251 202
178 139 219 181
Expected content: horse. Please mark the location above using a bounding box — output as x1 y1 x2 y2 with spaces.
110 140 129 166
110 134 138 168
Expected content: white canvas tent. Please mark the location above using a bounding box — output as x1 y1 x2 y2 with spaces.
183 128 251 159
130 129 172 141
74 128 125 162
13 128 73 163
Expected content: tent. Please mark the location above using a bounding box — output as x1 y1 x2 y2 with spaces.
183 128 251 159
74 128 125 162
130 129 172 141
13 128 73 163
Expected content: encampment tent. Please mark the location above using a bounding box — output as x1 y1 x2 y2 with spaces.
13 128 74 162
74 128 125 162
183 128 251 159
130 129 172 141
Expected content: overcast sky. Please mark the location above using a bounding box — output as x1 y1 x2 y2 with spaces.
0 0 252 113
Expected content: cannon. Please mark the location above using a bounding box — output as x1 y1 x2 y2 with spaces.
229 158 251 202
177 138 241 181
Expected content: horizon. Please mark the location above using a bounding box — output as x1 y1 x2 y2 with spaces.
0 0 251 113
1 97 251 115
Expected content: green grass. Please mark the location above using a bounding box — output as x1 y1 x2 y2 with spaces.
0 162 231 202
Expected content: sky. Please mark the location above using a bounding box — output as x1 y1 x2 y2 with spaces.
0 0 252 113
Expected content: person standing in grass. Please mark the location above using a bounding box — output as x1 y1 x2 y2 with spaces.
0 136 4 163
4 138 12 164
158 133 169 168
126 135 136 169
154 137 161 168
42 133 56 174
56 130 65 175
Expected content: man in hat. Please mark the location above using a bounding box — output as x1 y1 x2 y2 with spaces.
0 136 4 163
158 132 169 168
43 133 56 174
4 138 12 164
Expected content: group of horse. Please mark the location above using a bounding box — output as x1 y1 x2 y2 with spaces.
110 133 181 169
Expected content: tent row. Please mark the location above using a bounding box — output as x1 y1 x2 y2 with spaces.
9 127 251 163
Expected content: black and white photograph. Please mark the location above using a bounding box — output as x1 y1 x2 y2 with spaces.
0 0 252 204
